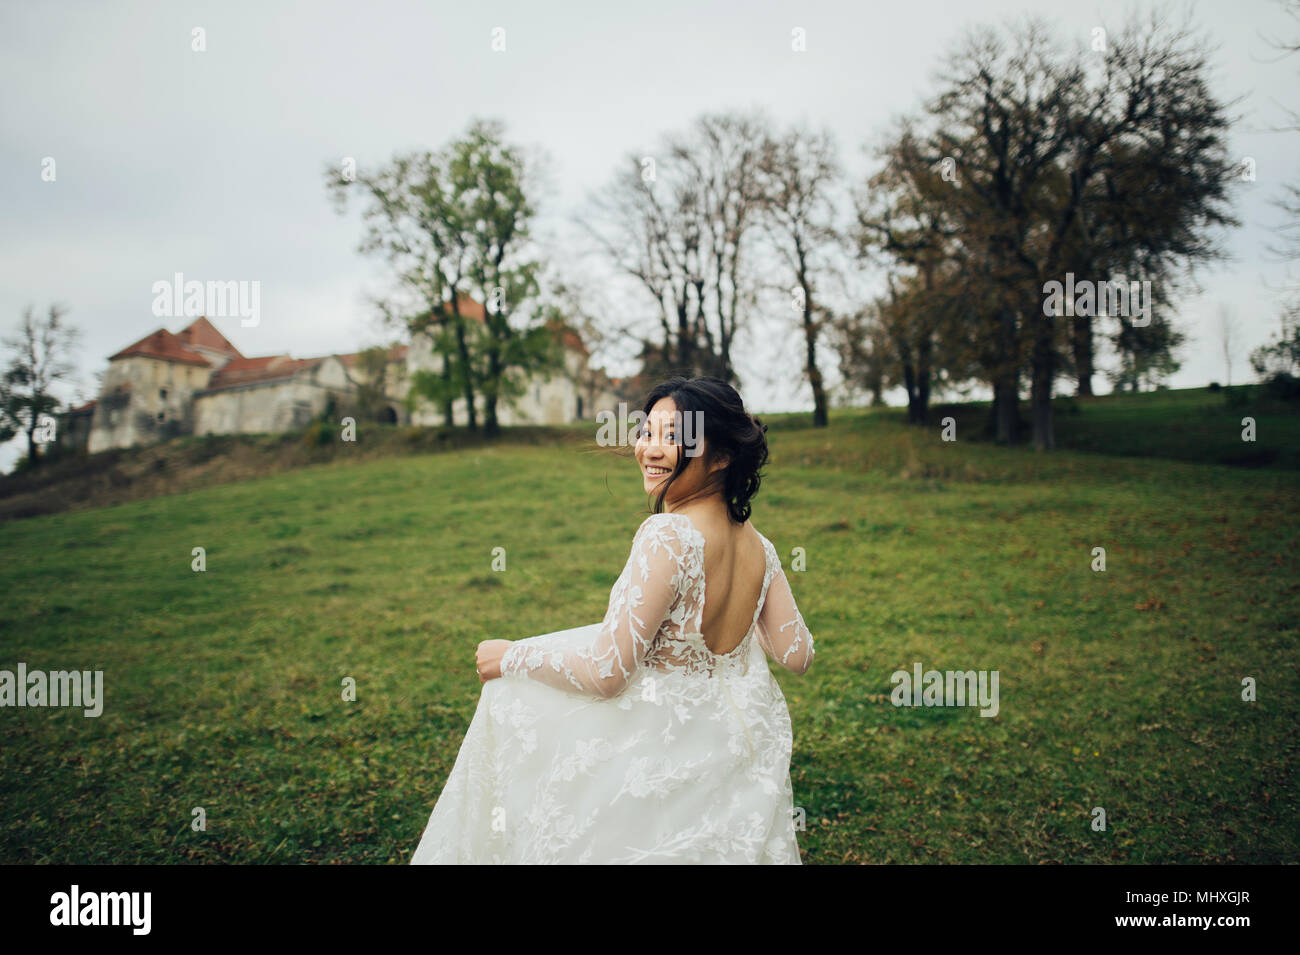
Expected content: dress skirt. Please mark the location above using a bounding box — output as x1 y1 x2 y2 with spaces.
411 623 802 864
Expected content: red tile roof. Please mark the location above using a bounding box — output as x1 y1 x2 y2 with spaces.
204 355 324 392
177 317 243 359
408 294 489 329
101 302 593 397
108 328 212 367
337 344 409 367
439 295 488 321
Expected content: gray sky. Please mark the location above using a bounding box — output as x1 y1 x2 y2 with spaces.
2 0 1296 473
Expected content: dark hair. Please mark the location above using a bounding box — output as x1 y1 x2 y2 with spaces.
639 376 769 524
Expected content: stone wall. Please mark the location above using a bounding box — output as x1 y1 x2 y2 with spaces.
87 356 211 453
193 357 352 435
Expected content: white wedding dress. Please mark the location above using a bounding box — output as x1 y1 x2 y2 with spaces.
410 511 815 864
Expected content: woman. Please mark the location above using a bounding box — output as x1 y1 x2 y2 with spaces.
410 376 815 864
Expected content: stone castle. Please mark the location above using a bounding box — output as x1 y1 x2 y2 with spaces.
60 298 625 454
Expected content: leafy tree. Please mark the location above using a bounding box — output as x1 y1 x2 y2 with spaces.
328 118 557 436
855 126 975 424
1249 311 1300 378
863 11 1238 447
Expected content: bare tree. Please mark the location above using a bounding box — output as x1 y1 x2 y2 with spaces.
1 304 80 469
828 304 890 408
755 122 842 427
579 109 771 382
1218 303 1239 385
1262 1 1300 343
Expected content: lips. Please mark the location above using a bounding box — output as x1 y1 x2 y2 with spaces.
644 466 671 477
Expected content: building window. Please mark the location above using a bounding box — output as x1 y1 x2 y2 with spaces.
157 411 165 421
160 388 167 399
576 395 584 420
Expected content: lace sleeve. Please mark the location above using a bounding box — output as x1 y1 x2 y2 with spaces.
498 514 687 699
755 540 815 674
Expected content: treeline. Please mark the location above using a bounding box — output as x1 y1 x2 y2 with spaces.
321 9 1255 449
580 11 1241 450
849 12 1238 448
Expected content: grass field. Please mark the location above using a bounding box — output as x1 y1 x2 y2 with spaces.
1 397 1297 863
932 384 1300 469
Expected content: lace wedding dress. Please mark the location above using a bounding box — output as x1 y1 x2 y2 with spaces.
410 511 815 864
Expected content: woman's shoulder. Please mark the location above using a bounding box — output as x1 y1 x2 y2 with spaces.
633 511 688 540
635 511 686 531
745 520 775 553
634 512 704 552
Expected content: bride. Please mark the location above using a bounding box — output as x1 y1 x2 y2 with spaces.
410 376 815 864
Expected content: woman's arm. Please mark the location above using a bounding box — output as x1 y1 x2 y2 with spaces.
754 547 815 674
494 514 687 699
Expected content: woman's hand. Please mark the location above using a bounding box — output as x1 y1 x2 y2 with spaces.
475 639 512 683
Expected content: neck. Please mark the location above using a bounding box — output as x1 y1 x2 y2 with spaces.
666 493 728 521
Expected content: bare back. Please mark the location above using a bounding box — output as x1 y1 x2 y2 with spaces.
676 508 767 656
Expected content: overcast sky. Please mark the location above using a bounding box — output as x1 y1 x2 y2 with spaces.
2 0 1297 472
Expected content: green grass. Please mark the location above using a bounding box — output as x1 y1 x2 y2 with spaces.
1 405 1297 863
931 385 1300 469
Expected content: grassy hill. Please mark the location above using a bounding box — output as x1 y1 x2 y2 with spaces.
4 384 1293 526
0 423 582 523
931 384 1300 469
0 393 1296 863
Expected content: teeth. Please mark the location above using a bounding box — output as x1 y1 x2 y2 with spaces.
646 467 670 475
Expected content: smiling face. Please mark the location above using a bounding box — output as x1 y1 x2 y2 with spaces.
635 397 726 506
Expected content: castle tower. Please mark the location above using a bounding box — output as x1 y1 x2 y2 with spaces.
87 318 243 453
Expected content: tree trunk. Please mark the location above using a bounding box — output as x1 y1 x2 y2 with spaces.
799 267 828 428
993 308 1021 444
484 336 503 438
893 317 925 424
1030 372 1053 450
993 375 1020 444
439 359 454 427
451 316 477 431
1031 316 1056 450
1072 315 1094 397
911 262 935 425
901 358 921 424
915 335 932 425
